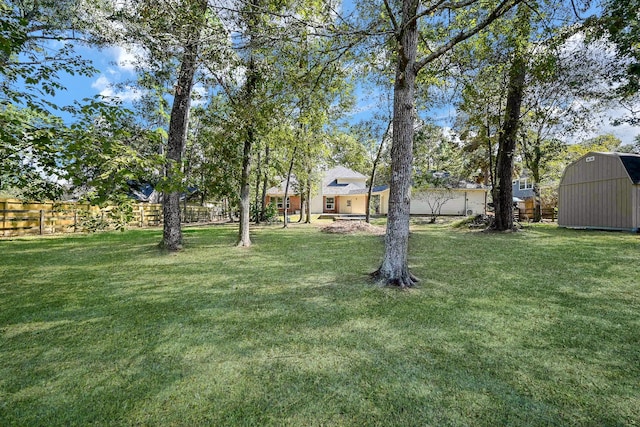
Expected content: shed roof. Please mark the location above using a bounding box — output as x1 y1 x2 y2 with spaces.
618 154 640 184
585 152 640 184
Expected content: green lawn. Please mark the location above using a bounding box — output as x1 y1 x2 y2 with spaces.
1 222 638 426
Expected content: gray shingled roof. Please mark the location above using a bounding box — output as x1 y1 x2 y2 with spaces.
322 166 367 186
322 166 368 195
267 167 376 196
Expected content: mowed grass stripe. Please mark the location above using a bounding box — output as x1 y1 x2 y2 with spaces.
1 222 638 426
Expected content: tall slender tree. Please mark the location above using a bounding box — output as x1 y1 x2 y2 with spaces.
162 1 207 250
492 4 530 231
365 0 523 287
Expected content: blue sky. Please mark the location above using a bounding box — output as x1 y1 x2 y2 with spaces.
52 41 639 146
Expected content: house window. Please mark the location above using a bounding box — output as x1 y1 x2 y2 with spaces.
273 197 290 209
326 197 335 210
519 179 533 190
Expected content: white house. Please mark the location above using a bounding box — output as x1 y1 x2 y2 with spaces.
409 184 489 216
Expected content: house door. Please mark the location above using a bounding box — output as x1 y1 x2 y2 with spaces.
345 199 352 214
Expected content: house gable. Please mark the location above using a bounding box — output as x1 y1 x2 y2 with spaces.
322 166 368 196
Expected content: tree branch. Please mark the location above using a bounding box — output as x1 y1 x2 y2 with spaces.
414 0 523 72
382 0 400 38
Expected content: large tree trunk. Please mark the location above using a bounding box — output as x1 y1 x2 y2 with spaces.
371 0 419 288
162 8 204 251
297 190 305 222
492 6 529 231
305 177 311 223
254 147 262 224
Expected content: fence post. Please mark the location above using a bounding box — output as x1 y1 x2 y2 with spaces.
1 199 6 237
140 206 144 228
39 209 45 235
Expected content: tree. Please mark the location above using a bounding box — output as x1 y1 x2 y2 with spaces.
0 0 101 111
492 4 530 231
592 0 640 123
107 0 213 250
159 0 209 250
455 0 598 228
0 105 65 199
365 0 523 287
64 103 163 204
414 187 456 223
364 121 391 223
0 0 114 200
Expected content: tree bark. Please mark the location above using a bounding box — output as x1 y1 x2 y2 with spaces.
371 0 419 288
254 147 262 224
162 6 204 251
237 51 261 246
492 6 529 231
305 176 311 223
297 190 305 222
237 126 254 246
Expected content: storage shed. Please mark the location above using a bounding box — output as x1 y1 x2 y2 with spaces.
558 152 640 232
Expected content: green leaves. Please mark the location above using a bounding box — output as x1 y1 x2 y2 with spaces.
0 104 66 200
63 104 165 205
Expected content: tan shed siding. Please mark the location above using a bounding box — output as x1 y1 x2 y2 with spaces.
559 152 639 230
561 153 628 186
635 186 640 229
559 177 634 229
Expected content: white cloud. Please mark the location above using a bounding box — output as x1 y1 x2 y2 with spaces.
191 84 207 107
595 111 639 145
112 46 138 73
91 75 111 92
91 74 142 103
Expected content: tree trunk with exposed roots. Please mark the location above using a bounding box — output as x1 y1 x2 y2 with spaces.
371 0 419 288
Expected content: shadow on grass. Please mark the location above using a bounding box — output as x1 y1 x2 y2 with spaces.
1 225 639 425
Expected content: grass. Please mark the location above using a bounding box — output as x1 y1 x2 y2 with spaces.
1 221 639 426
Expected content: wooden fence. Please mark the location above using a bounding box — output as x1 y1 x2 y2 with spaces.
515 207 557 222
0 199 226 237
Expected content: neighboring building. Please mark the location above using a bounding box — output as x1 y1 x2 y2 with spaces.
266 166 488 217
512 177 535 200
511 176 536 209
265 166 389 215
263 177 303 213
512 176 535 212
558 151 640 232
410 184 489 216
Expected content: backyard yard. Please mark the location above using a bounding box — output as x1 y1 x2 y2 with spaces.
1 221 638 426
